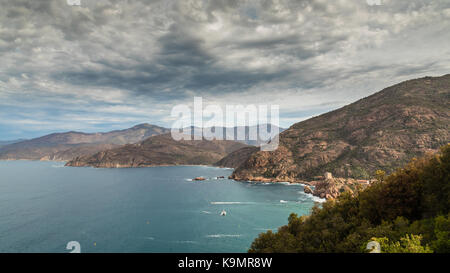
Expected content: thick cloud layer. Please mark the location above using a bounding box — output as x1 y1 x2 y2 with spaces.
1 0 450 138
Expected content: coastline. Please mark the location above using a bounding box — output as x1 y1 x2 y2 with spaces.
1 158 316 186
67 161 319 187
1 159 326 202
231 176 318 186
64 162 238 169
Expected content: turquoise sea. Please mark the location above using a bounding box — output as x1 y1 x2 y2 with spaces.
0 161 322 253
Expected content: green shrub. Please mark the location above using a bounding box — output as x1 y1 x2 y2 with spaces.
368 234 432 253
249 144 450 253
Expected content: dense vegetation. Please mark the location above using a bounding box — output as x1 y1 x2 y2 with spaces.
249 144 450 253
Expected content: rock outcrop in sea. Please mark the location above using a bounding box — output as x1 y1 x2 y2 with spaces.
302 172 372 200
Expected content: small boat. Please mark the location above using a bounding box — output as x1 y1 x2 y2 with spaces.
280 200 288 203
220 210 227 216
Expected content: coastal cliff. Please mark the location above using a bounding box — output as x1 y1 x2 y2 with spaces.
214 146 259 169
303 173 372 200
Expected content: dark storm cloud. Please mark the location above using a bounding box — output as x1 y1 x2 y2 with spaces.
1 0 450 138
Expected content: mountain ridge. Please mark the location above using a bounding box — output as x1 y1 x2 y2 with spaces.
0 123 282 162
0 124 170 161
0 139 27 147
231 74 450 181
65 133 249 168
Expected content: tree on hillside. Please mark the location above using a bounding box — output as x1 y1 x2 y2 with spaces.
249 144 450 253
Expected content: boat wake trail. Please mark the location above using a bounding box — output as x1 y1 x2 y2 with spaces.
210 202 255 205
206 234 242 238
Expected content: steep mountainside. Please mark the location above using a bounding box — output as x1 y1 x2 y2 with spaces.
187 124 284 146
214 146 259 168
0 124 170 161
66 133 249 168
231 74 450 181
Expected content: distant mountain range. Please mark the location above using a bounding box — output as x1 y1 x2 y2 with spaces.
186 124 285 146
0 124 282 162
2 75 448 175
230 74 450 181
65 75 449 172
0 139 27 147
66 133 248 168
0 124 170 161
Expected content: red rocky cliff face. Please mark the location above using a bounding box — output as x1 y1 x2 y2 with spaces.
231 74 450 181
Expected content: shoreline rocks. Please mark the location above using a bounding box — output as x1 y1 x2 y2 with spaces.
232 172 371 200
303 185 313 194
193 177 206 181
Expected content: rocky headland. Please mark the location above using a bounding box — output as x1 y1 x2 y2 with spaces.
230 75 450 185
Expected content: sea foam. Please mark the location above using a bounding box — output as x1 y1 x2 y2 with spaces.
309 195 326 203
206 234 242 238
210 201 255 205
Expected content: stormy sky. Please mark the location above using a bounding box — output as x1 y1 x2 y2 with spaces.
1 0 449 139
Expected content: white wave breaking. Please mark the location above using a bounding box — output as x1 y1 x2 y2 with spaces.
308 195 326 203
206 234 242 238
173 240 199 244
210 201 255 205
253 228 274 231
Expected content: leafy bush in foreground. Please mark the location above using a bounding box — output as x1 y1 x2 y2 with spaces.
369 234 432 253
